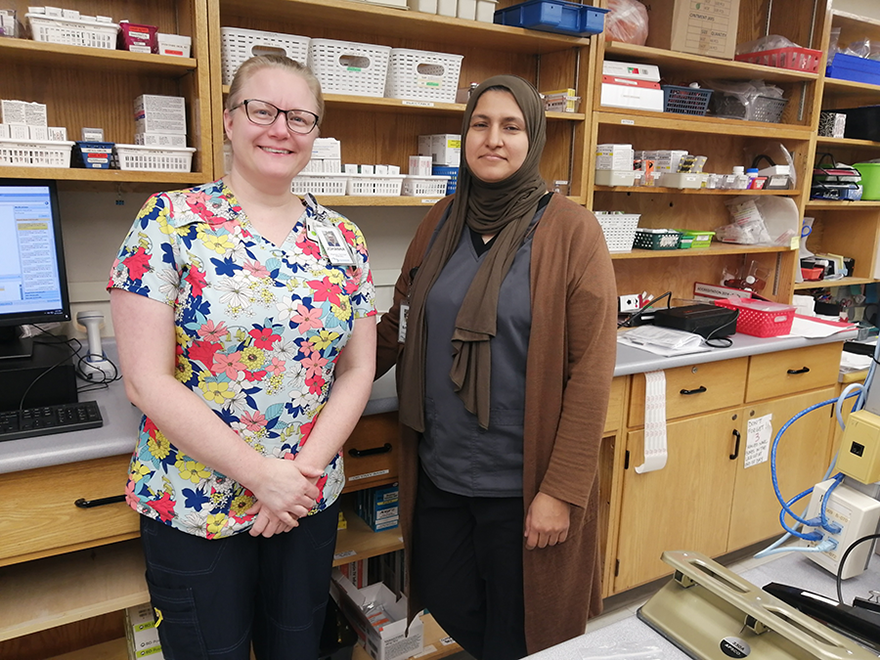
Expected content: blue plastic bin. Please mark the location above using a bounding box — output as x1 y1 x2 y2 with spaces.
826 53 880 87
493 0 608 37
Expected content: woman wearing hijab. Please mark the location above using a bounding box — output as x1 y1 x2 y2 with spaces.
375 75 618 659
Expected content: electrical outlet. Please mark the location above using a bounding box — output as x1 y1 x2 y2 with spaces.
805 479 880 579
619 294 641 313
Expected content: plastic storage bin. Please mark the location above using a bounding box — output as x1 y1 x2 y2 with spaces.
735 46 822 73
402 175 450 196
714 297 795 337
291 173 348 196
220 27 310 85
662 85 712 116
385 48 464 104
825 53 880 86
346 174 405 196
854 163 880 201
27 13 119 49
633 228 681 250
73 141 114 169
493 0 608 37
0 139 73 167
113 144 195 172
709 93 787 123
432 165 458 194
309 39 392 98
594 212 640 253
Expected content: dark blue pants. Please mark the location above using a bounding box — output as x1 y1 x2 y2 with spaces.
140 500 339 660
413 467 528 660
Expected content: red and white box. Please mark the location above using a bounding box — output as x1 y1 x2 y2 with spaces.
157 33 191 58
600 61 663 112
119 20 158 53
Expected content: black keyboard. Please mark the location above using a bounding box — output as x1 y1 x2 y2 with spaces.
0 400 103 442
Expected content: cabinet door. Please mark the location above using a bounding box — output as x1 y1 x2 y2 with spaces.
727 386 837 551
342 412 399 492
745 343 841 403
614 409 739 591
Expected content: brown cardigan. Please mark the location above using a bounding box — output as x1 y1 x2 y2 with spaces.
375 193 618 654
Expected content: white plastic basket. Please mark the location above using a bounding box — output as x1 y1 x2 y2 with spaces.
291 173 348 196
0 139 74 167
220 27 310 86
27 14 119 50
347 174 404 196
594 212 640 253
113 144 196 172
308 39 391 98
402 175 450 197
385 48 463 104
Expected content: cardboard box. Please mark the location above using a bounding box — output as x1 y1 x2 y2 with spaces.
135 132 188 147
643 0 741 60
124 603 165 659
0 99 27 125
600 76 663 112
357 483 399 532
134 95 187 135
418 133 461 166
602 61 660 82
331 569 423 660
595 143 634 170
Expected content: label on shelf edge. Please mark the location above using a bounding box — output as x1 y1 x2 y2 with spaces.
347 469 390 481
403 100 436 107
621 119 635 125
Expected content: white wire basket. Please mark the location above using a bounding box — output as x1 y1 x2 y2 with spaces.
291 173 348 196
0 139 74 167
347 174 405 196
593 212 640 253
402 175 450 197
27 14 119 50
308 39 392 98
220 27 311 86
385 48 464 104
113 144 196 172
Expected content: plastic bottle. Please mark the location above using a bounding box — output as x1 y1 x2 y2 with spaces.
732 165 748 190
746 167 760 189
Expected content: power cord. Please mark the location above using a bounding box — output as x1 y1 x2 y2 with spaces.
836 532 880 605
617 291 672 328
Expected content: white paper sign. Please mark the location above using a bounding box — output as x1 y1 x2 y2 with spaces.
744 414 773 469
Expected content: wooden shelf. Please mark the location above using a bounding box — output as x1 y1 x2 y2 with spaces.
0 167 209 185
604 40 820 85
219 0 589 54
0 540 148 642
0 37 197 77
816 135 880 149
805 199 880 209
794 276 878 290
611 244 794 261
594 110 813 140
595 186 802 196
334 506 404 566
822 77 880 101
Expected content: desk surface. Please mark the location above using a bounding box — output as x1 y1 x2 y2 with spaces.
529 551 879 659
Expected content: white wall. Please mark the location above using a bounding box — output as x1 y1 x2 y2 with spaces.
58 189 421 339
832 0 880 20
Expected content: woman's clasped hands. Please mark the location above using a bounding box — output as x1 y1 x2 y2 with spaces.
246 456 323 537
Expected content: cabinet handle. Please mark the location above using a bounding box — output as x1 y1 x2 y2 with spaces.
680 386 707 395
348 443 392 458
786 366 810 375
75 495 126 508
729 430 741 460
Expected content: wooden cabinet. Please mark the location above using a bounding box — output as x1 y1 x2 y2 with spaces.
612 342 841 593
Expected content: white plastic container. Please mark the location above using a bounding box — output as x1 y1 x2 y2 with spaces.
309 39 392 98
113 144 195 172
385 48 463 104
407 0 438 12
346 174 405 196
220 27 310 85
437 0 456 17
402 175 450 197
594 170 636 187
475 0 497 22
27 13 118 49
457 0 476 20
0 138 74 167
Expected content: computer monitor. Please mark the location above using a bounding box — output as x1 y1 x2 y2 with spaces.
0 178 70 359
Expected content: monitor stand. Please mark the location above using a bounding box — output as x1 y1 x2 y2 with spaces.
0 326 34 360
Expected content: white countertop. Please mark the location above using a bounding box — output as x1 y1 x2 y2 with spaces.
0 330 856 475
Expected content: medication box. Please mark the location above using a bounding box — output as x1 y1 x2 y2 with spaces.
595 143 633 170
643 0 741 60
331 569 424 660
418 133 460 166
157 33 191 58
124 602 165 659
356 484 399 532
119 21 158 53
135 132 188 148
134 94 187 135
600 61 663 112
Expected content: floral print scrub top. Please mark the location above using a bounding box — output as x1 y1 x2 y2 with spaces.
108 180 376 539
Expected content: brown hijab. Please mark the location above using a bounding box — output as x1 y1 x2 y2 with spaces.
398 74 547 431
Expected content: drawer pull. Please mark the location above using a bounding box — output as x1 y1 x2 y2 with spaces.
75 495 126 508
680 386 707 396
786 366 810 375
348 443 392 458
729 430 741 461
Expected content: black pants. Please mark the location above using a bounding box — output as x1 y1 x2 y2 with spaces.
413 467 528 660
140 500 339 660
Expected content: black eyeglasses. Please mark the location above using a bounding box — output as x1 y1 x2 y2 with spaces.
233 99 319 135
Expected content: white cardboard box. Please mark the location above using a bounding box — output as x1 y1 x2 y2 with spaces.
135 132 188 147
595 144 634 170
157 33 192 58
134 94 187 135
600 77 663 112
418 133 461 166
0 100 27 125
124 603 165 660
602 60 660 82
331 569 424 660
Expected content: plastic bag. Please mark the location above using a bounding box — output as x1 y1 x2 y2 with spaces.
580 641 668 660
715 197 773 245
605 0 648 46
736 34 799 55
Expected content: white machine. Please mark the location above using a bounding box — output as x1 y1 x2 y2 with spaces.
75 310 116 381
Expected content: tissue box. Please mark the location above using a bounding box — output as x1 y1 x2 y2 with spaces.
330 569 424 660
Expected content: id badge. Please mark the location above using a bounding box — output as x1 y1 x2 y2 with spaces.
315 224 355 266
398 303 409 343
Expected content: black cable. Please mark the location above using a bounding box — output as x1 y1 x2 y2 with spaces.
618 291 672 328
836 532 880 605
702 309 740 348
16 331 82 412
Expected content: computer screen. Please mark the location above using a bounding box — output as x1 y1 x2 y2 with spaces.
0 178 70 359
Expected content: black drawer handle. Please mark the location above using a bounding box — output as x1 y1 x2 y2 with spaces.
680 386 707 395
348 443 392 458
787 366 810 375
75 495 126 508
730 430 741 460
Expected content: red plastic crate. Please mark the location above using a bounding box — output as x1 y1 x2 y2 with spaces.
714 297 796 337
735 47 822 73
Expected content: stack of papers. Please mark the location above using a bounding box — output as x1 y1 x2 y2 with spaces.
618 325 711 357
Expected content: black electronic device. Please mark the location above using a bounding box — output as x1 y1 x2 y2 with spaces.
0 400 102 442
0 178 70 359
652 304 739 339
0 337 77 412
764 582 880 652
